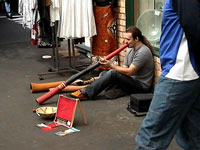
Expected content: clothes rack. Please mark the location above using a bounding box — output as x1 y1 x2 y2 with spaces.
37 22 89 80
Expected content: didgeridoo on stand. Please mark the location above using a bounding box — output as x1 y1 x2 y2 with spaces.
36 44 128 104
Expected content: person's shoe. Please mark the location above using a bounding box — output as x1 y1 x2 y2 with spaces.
7 13 12 19
70 90 87 99
104 88 127 99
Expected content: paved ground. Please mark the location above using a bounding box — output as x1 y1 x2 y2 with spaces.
0 16 180 150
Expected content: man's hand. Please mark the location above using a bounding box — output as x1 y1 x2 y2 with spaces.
99 59 112 68
99 58 138 76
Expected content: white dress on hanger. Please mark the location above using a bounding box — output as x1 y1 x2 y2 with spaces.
57 0 97 38
18 0 37 28
50 0 60 26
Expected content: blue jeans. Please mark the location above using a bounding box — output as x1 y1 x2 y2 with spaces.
136 76 200 150
4 0 11 15
81 69 149 99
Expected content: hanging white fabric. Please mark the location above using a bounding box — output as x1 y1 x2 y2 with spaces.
50 0 60 26
18 0 37 28
57 0 97 38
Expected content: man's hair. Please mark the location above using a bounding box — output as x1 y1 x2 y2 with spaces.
126 26 153 53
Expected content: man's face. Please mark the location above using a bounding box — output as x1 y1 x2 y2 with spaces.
123 32 136 48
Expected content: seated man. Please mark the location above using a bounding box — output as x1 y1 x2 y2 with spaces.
71 26 154 100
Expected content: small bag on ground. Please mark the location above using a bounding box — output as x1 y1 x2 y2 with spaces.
127 93 153 116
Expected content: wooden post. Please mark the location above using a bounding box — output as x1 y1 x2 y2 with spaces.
77 100 87 125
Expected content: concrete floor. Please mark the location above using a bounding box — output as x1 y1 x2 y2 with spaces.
0 17 180 150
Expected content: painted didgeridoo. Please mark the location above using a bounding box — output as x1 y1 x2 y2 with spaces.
30 81 64 93
49 85 88 93
30 81 87 93
36 44 128 104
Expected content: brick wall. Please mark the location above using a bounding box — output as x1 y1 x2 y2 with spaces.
114 0 127 65
115 0 161 87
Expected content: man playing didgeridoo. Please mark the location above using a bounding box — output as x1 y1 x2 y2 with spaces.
71 26 154 100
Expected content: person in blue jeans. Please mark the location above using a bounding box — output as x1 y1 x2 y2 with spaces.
136 0 200 150
4 0 12 18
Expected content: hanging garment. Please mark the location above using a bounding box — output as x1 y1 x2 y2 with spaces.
57 0 97 38
50 0 60 26
18 0 37 28
31 23 38 45
37 0 52 47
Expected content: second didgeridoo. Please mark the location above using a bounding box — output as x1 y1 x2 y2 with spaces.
36 44 128 104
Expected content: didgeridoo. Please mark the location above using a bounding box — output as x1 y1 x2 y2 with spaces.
36 44 128 104
30 81 64 93
49 85 88 93
30 81 87 93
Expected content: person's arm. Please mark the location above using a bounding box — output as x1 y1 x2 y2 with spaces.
100 60 139 76
172 0 200 70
